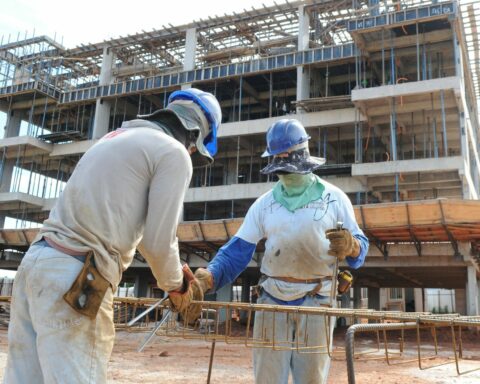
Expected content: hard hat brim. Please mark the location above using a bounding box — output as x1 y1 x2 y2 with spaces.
260 154 326 175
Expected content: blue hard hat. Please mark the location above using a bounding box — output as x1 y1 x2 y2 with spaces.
260 119 326 174
261 119 310 157
168 88 221 157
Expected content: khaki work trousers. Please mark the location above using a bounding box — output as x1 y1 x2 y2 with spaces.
4 243 115 384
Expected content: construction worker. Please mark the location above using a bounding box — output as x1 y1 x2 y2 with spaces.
192 119 369 384
4 88 222 384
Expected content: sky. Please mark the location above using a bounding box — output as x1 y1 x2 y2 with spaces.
0 0 278 48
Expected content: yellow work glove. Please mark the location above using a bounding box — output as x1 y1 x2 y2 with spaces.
181 268 214 325
325 228 360 261
168 266 214 326
194 268 214 294
168 264 202 315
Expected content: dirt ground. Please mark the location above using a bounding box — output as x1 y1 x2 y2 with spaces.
0 326 479 383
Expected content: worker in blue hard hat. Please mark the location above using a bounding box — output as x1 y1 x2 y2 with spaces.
4 88 221 384
190 118 369 383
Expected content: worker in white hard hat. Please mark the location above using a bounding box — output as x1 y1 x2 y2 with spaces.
4 88 221 384
191 119 369 384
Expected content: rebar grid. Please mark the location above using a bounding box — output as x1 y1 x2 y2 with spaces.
115 297 480 378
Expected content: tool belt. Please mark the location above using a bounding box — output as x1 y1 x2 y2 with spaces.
271 276 333 284
63 252 110 319
253 275 333 299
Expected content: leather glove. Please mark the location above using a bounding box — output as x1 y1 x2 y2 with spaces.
194 268 214 294
325 228 360 261
181 268 214 325
168 266 214 326
168 264 202 315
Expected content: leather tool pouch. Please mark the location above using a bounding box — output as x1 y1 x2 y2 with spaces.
63 252 110 319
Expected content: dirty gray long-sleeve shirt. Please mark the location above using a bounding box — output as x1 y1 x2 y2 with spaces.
36 121 192 292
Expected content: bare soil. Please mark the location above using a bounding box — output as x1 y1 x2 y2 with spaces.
0 326 479 383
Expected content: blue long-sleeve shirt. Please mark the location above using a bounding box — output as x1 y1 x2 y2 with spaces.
208 234 368 291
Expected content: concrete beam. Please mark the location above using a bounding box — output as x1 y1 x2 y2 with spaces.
0 136 53 153
186 176 367 203
367 242 471 258
352 156 463 177
10 97 57 110
219 109 362 137
363 256 467 268
49 140 97 157
0 192 45 208
352 77 460 102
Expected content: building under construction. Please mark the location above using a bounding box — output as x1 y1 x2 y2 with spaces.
0 0 479 317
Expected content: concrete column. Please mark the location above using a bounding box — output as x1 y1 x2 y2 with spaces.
455 289 466 315
226 158 238 185
181 28 197 90
466 266 479 316
296 5 310 110
340 293 351 309
1 110 22 193
216 283 232 322
414 288 424 312
184 28 196 71
4 111 22 138
353 286 362 309
240 276 251 322
13 64 30 85
241 276 250 303
0 110 23 227
367 287 380 310
92 47 114 139
134 271 150 298
452 27 462 79
477 279 480 317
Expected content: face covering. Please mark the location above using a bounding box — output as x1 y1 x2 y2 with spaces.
277 173 312 195
273 173 325 212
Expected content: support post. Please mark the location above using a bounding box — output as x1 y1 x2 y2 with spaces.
92 47 114 139
466 266 479 316
182 27 197 90
296 5 310 112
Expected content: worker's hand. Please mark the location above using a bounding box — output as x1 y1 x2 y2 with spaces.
168 266 214 326
194 268 214 294
181 268 214 325
325 228 360 261
168 264 203 316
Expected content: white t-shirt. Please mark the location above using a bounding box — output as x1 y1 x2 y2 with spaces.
236 178 363 300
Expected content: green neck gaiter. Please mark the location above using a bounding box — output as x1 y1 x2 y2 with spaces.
273 173 325 212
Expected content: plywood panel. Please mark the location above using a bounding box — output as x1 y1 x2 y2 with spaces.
177 222 203 242
1 230 27 246
441 200 480 223
224 219 242 237
23 229 40 243
199 221 228 242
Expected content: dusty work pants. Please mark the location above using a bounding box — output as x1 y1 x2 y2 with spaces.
253 293 335 384
4 242 115 384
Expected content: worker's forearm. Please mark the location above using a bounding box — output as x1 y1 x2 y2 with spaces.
207 236 256 291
